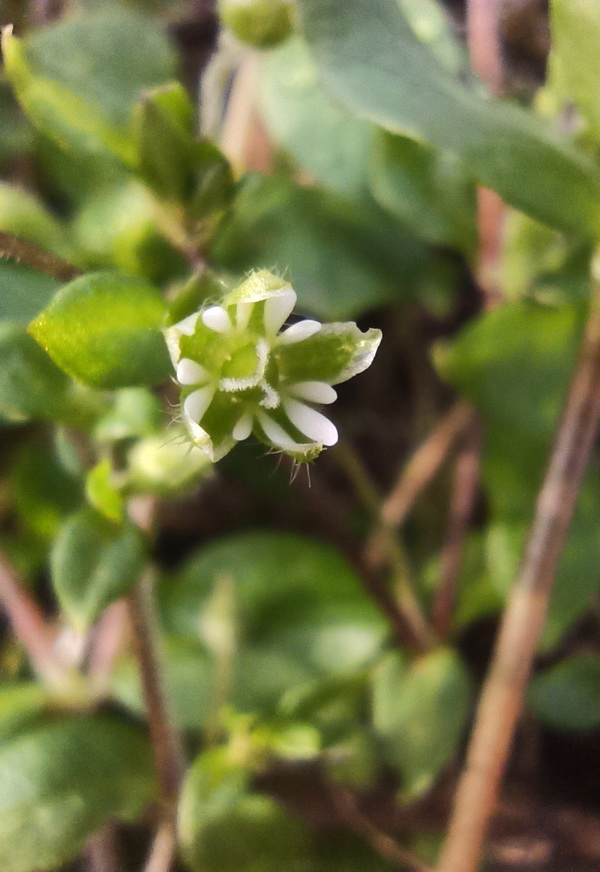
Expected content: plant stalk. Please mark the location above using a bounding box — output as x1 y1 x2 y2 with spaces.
437 285 600 872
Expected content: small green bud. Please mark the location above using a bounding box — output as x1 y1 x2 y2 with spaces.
164 270 382 463
218 0 295 49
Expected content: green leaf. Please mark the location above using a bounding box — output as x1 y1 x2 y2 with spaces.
529 654 600 731
0 260 60 325
85 459 124 522
179 748 311 872
3 7 177 164
188 141 235 221
51 508 146 629
210 173 428 319
372 647 472 798
0 324 92 426
298 0 600 237
435 301 585 441
112 635 214 731
260 37 373 197
0 683 48 745
29 271 170 389
134 82 196 202
369 131 476 251
94 387 163 442
0 183 71 259
11 438 82 540
550 0 600 141
0 715 155 872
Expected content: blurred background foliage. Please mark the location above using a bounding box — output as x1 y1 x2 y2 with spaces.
2 0 600 870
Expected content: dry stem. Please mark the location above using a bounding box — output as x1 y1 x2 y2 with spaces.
0 230 80 282
437 288 600 872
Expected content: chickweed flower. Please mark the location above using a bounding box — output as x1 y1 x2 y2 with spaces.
164 270 382 463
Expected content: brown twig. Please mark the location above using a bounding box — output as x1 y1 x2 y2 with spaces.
0 230 80 283
331 786 434 872
334 441 436 653
0 550 65 685
87 600 129 691
432 417 483 637
85 825 122 872
365 401 474 569
143 819 178 872
436 284 600 872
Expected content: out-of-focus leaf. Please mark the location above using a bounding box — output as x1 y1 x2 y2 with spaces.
529 654 600 731
51 508 146 629
372 648 472 798
260 37 373 197
0 684 48 745
0 324 93 426
29 271 170 389
298 0 600 236
11 439 82 540
0 183 72 259
210 174 427 319
0 261 60 325
369 131 476 251
127 430 212 496
3 7 177 163
112 635 214 731
550 0 600 141
436 301 584 441
178 748 311 872
94 387 163 442
85 459 124 522
0 715 155 872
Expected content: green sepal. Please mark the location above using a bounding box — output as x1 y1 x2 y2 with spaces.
218 0 295 49
276 323 382 385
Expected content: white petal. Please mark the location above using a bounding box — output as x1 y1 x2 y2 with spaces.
232 413 253 441
176 358 209 385
183 386 214 424
287 381 337 404
236 301 254 331
283 398 338 446
264 288 296 337
276 319 321 345
257 411 303 451
202 306 232 333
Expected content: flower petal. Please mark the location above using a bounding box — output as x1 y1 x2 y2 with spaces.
277 320 321 345
183 386 214 424
177 358 209 385
287 381 337 404
257 411 307 451
232 413 253 441
164 311 201 365
264 289 296 337
202 306 232 334
282 398 338 446
236 301 254 331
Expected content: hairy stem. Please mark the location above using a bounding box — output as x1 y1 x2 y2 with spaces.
0 230 80 282
437 285 600 872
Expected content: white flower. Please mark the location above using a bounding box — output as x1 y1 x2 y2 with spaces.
164 270 382 463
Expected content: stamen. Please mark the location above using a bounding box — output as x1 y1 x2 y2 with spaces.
277 319 321 345
176 358 209 385
183 386 214 424
202 306 232 333
287 381 337 404
282 398 338 446
264 289 296 337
